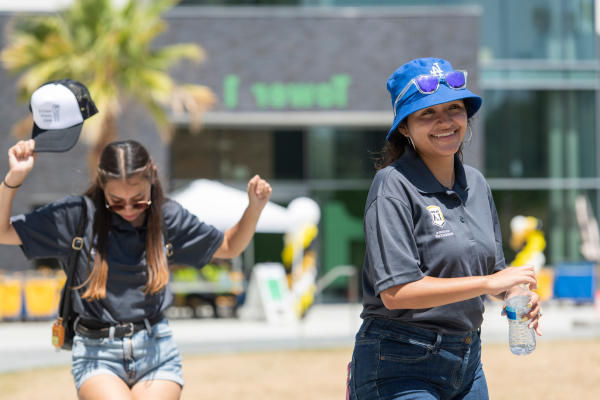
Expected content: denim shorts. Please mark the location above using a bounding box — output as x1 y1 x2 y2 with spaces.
349 318 488 400
71 318 184 390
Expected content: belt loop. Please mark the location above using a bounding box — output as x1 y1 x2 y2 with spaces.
431 333 442 354
360 318 374 337
109 326 116 341
144 318 153 336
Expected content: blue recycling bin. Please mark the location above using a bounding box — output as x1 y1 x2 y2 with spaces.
553 262 597 303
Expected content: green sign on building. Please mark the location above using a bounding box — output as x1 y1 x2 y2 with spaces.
223 74 352 110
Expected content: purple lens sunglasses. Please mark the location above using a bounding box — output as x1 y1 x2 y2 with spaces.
393 70 468 116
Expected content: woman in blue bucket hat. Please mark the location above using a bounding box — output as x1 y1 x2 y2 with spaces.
347 58 543 399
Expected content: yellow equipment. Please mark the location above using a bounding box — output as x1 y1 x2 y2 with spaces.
281 224 319 318
1 275 23 320
509 216 546 273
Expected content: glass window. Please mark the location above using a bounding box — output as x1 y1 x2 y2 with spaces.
328 0 596 60
308 127 387 180
171 127 389 182
274 131 304 179
485 90 596 178
492 189 597 265
171 128 277 181
502 0 595 60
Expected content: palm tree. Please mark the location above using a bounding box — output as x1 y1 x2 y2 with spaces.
1 0 215 173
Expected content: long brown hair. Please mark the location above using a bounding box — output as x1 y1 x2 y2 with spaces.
373 120 470 170
79 141 169 301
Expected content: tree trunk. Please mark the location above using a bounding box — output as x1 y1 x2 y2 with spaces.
88 111 118 179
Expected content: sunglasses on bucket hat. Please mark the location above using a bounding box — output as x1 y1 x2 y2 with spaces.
393 70 468 117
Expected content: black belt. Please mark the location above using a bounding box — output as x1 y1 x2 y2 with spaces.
75 312 165 339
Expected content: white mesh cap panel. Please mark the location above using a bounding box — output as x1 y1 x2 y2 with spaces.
31 84 84 130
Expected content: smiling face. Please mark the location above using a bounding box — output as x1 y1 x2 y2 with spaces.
103 177 151 227
398 99 468 160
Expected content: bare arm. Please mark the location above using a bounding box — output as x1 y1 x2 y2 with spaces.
490 292 507 301
0 140 37 245
381 264 536 310
213 175 272 259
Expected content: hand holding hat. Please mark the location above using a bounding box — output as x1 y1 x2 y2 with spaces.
30 79 98 152
2 80 98 190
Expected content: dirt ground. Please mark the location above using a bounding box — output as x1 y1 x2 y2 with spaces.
1 340 599 400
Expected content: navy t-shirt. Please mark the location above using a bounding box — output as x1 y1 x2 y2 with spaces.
11 195 224 324
361 147 505 334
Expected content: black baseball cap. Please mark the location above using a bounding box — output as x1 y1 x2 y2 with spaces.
30 79 98 152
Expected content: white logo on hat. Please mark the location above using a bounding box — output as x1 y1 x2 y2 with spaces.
52 104 60 122
31 84 83 130
427 205 445 227
430 63 443 77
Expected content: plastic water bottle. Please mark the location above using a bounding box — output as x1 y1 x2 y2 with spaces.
505 284 536 356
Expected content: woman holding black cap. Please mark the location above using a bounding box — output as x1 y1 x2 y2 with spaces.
348 58 542 399
0 139 272 400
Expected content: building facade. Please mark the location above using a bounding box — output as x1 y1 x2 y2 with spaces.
174 1 600 273
162 6 481 282
0 2 597 290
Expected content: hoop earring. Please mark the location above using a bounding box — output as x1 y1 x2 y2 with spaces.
407 136 416 151
462 125 473 144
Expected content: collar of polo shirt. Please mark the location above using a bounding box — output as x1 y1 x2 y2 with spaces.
111 210 147 230
395 147 470 194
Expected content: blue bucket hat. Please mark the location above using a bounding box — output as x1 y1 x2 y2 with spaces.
386 57 482 141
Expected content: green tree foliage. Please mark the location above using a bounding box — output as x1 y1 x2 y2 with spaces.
1 0 215 172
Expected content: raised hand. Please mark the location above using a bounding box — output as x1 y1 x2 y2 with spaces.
247 175 272 211
7 140 37 185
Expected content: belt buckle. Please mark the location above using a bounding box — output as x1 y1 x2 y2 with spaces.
124 322 135 337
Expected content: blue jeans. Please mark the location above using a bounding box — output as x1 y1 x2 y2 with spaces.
348 318 488 400
71 318 184 390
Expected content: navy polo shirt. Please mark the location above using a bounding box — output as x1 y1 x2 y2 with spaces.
361 147 505 334
10 196 224 324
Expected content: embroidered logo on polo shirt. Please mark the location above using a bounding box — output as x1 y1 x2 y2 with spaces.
435 229 454 238
427 205 445 227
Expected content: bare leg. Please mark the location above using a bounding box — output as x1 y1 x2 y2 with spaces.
78 375 134 400
131 380 181 400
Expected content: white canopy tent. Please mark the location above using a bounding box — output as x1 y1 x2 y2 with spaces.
170 179 316 233
171 180 322 321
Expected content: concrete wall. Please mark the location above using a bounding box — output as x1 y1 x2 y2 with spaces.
161 7 481 113
160 6 484 173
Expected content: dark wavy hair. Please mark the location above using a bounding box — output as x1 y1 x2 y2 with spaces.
77 141 168 301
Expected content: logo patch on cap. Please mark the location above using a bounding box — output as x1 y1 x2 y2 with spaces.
29 79 98 153
52 104 60 122
430 62 443 77
427 205 445 227
31 84 83 130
